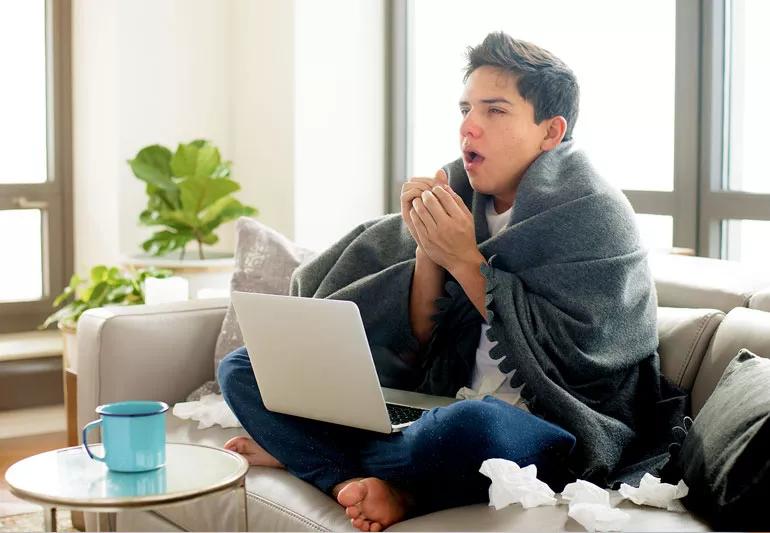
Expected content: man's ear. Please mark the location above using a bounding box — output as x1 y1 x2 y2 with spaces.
540 116 568 151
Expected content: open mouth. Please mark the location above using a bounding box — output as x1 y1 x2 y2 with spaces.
463 149 485 167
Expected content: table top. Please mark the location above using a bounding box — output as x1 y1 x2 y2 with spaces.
4 442 249 510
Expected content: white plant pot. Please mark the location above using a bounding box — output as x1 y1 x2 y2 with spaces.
123 252 234 300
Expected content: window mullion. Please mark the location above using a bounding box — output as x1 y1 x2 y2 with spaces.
698 0 728 258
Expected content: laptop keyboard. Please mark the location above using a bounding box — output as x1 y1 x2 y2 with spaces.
386 403 427 425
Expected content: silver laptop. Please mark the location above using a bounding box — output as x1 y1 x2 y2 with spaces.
231 291 457 433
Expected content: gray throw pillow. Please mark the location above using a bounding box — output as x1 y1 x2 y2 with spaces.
186 217 315 400
675 348 770 530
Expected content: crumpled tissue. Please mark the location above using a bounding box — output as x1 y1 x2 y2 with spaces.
479 459 557 509
480 461 689 532
619 473 689 512
172 393 241 429
562 480 630 532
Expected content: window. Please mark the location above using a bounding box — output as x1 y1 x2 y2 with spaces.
390 1 770 259
0 0 72 332
704 0 770 263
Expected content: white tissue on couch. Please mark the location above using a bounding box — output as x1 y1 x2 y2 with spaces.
480 459 690 532
562 480 630 532
567 502 630 532
618 473 689 512
172 393 242 429
479 458 557 509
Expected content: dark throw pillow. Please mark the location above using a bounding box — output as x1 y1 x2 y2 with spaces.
676 348 770 530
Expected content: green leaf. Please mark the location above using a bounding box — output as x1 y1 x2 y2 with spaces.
170 141 221 178
52 286 74 308
199 197 257 232
199 232 218 245
141 230 195 257
212 162 231 178
89 265 108 283
145 182 180 210
128 145 176 191
179 176 240 217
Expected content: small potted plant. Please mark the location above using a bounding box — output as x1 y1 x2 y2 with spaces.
41 265 173 332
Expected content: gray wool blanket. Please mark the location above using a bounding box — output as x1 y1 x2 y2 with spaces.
290 140 687 486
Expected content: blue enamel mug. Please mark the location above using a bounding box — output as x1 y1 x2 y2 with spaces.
82 401 168 472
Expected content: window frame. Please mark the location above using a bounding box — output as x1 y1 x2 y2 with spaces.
0 0 73 333
388 0 770 261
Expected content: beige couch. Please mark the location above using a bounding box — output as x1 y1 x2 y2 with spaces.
75 255 770 531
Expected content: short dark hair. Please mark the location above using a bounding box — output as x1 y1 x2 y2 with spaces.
464 32 580 141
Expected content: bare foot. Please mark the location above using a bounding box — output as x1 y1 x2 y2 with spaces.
335 478 410 532
223 436 283 468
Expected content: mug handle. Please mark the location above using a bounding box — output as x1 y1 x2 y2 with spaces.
81 419 105 462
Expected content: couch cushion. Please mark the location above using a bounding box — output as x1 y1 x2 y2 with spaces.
128 416 710 532
674 349 770 530
691 307 770 415
748 287 770 312
656 307 724 390
650 253 770 312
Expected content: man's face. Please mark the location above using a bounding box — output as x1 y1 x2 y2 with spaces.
459 66 548 203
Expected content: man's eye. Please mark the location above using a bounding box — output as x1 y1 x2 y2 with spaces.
460 108 469 116
489 108 504 114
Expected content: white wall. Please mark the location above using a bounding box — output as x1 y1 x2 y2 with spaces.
72 0 384 273
229 0 296 241
71 0 121 275
293 0 386 251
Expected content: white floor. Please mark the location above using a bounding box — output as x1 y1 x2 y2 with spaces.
0 405 66 440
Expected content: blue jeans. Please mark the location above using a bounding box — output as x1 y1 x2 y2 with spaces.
218 346 576 514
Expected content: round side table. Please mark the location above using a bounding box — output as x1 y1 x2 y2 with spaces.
4 442 249 532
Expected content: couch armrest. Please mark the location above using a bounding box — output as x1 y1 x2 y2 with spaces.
76 298 228 433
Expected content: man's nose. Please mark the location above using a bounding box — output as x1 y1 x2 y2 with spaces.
460 113 482 139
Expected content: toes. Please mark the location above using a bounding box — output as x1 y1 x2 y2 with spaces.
370 522 382 532
352 517 369 531
346 505 361 519
337 480 367 507
223 436 249 452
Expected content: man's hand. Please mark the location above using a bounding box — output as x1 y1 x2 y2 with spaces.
400 170 448 252
409 183 483 275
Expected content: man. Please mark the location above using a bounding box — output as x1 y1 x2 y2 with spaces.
219 32 685 532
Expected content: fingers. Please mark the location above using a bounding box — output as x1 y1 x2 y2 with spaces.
400 180 433 214
411 196 437 232
410 207 431 246
431 184 471 218
434 168 448 185
418 189 451 225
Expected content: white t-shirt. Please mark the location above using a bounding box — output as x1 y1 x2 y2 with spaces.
460 198 528 408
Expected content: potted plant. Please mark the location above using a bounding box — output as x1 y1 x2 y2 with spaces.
127 139 257 260
41 265 173 331
125 139 257 298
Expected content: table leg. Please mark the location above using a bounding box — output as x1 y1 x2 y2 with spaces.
237 482 248 532
95 512 116 532
42 506 57 532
